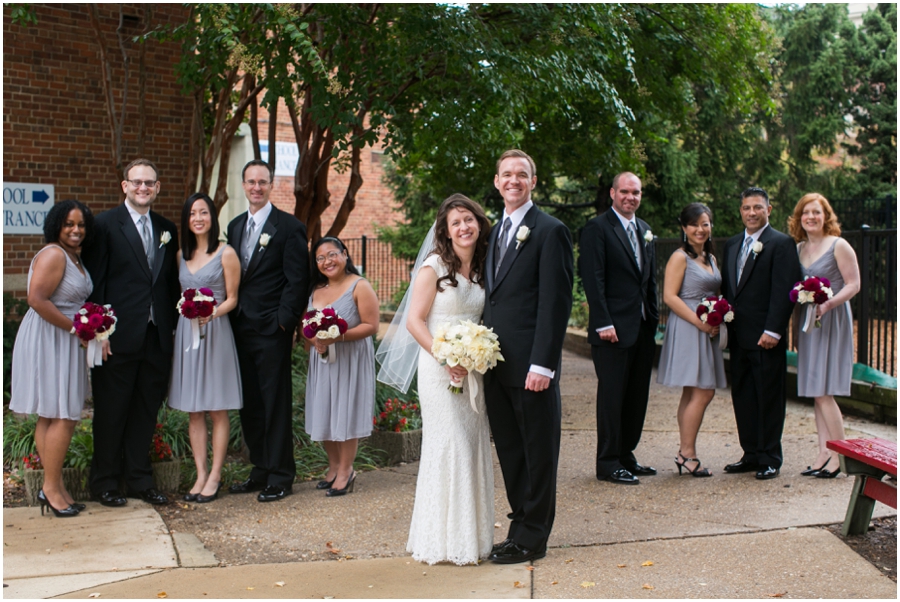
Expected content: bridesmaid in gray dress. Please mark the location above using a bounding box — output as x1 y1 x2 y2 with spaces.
788 193 860 479
304 237 379 497
658 203 726 477
10 200 94 516
168 193 242 503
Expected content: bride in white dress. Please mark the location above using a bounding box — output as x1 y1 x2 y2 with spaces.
377 194 495 565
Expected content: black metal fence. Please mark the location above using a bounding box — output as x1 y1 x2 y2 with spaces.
343 236 412 308
829 196 896 230
654 229 897 377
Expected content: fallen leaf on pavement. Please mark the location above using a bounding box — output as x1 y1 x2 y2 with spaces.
642 584 654 590
581 582 595 588
768 593 786 598
88 595 101 599
526 566 535 572
157 593 167 598
641 561 654 567
513 581 525 588
246 587 254 591
329 548 342 554
274 582 285 587
326 541 333 548
494 523 502 528
564 558 574 563
551 581 558 585
617 564 626 568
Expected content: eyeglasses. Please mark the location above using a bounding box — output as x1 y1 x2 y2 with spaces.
315 250 343 264
127 179 157 188
244 179 271 188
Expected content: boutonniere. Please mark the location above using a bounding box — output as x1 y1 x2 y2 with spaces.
259 233 271 249
751 241 763 256
159 231 171 249
643 230 654 244
515 226 530 249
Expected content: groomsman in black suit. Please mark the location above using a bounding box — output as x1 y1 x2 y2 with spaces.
720 187 801 479
83 158 180 506
227 160 309 502
484 149 574 564
579 172 659 485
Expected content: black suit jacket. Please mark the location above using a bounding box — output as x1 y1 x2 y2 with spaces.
82 203 180 355
720 225 801 350
483 205 574 387
579 209 659 348
226 205 309 336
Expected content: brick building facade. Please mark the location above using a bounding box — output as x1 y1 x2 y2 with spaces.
3 4 403 299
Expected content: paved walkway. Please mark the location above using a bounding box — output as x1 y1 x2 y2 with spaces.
4 349 896 598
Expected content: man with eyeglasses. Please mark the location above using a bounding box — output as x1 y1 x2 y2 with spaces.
82 158 180 507
226 159 309 502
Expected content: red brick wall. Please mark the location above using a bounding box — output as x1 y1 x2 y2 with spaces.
3 4 191 296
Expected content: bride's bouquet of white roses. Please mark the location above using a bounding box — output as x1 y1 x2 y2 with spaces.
431 320 504 408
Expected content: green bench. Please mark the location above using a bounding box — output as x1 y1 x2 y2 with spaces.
826 437 897 536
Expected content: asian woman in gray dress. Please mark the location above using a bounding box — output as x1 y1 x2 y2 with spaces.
168 193 242 503
788 193 859 478
657 204 726 477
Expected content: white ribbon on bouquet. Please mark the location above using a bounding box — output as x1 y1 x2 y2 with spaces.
449 372 480 414
87 339 104 367
801 304 818 333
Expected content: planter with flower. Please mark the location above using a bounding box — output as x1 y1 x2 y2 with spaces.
149 423 181 492
367 398 423 465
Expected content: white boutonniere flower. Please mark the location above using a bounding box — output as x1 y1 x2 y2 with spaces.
159 231 172 249
751 241 763 256
643 230 654 243
515 226 530 249
259 233 271 248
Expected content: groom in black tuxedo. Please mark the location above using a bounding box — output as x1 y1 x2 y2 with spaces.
227 160 309 502
83 158 180 506
579 172 659 485
721 187 800 479
484 149 574 564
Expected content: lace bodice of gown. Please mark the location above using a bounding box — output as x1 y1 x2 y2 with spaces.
423 254 485 332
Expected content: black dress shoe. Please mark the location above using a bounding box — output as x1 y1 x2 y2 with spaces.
625 463 657 476
93 490 127 507
131 488 169 504
724 459 759 473
229 478 267 494
755 466 779 480
257 485 291 502
600 468 639 485
490 542 547 564
491 538 515 556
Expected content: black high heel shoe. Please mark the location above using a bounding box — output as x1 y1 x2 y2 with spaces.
815 463 841 479
675 454 712 477
38 489 80 517
316 476 336 490
183 492 200 502
326 472 356 497
801 462 827 476
197 482 222 503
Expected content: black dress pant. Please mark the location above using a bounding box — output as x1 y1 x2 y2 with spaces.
233 322 296 489
729 343 787 468
90 323 171 494
592 318 655 477
485 374 561 551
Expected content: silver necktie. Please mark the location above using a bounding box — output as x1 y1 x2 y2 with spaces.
139 215 153 267
242 218 256 272
494 217 512 276
627 222 641 266
737 236 753 281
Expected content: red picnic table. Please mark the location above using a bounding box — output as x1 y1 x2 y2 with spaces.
826 437 897 536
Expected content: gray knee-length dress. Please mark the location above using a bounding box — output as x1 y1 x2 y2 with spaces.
10 245 93 420
168 246 242 412
796 239 854 397
305 278 375 442
657 251 727 390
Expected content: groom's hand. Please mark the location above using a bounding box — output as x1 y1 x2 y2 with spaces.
525 372 550 392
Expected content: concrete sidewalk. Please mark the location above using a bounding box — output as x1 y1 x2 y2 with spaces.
4 349 896 598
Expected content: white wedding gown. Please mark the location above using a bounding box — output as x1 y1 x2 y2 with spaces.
407 255 495 565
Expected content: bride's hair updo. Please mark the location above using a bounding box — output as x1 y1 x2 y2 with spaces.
432 193 491 291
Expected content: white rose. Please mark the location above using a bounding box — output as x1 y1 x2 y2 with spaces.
724 311 735 322
515 226 530 249
751 241 764 255
259 233 271 248
159 231 172 248
643 230 654 243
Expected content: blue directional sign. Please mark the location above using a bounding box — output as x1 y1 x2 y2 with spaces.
3 182 55 235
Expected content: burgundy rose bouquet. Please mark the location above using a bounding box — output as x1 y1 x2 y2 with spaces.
695 295 734 350
71 302 117 366
790 276 834 331
302 307 348 363
177 288 218 349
